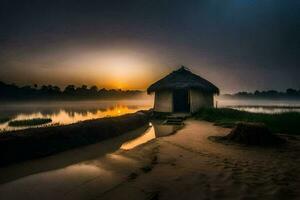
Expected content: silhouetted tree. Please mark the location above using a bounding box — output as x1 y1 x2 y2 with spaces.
64 85 76 96
254 90 260 95
286 88 297 96
0 81 143 101
90 85 98 93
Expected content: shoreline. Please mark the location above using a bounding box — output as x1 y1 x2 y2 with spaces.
0 111 150 167
0 124 151 184
1 120 299 199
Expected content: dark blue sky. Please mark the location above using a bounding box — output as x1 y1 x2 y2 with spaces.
0 0 299 92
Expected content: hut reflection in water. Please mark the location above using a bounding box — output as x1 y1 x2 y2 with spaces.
120 121 182 150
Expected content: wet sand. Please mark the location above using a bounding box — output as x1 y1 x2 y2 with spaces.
0 120 299 200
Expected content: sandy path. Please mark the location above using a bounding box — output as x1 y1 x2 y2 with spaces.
0 120 299 200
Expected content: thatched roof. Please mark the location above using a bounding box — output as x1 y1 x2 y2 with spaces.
147 66 219 94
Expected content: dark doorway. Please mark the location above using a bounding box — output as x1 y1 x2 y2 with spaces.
173 89 190 112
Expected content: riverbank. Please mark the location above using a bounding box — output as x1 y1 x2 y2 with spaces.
194 108 300 135
1 120 299 200
0 111 149 166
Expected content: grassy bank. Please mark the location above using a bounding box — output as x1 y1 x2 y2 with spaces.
8 118 52 127
0 111 149 166
194 108 300 135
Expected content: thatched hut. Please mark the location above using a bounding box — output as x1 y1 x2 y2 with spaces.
147 66 219 113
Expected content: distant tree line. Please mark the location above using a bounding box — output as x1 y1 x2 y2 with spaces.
223 88 300 100
0 81 143 101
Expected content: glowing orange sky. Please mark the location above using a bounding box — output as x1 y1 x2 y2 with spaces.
1 1 299 93
2 47 175 90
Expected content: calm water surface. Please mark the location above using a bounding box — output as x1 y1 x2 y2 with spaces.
0 100 152 131
0 120 181 185
217 98 300 113
1 98 300 131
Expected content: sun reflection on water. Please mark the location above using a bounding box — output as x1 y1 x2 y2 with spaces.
0 104 149 132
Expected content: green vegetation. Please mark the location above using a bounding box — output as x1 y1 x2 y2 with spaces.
0 117 10 124
8 118 52 127
194 108 300 135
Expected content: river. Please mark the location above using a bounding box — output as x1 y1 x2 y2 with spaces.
0 98 299 132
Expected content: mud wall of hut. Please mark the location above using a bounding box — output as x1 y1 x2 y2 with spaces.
154 90 173 112
189 89 213 112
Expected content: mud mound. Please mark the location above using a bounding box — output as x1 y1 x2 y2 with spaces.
213 122 285 146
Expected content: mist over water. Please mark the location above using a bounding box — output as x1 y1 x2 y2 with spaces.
1 98 300 132
0 99 153 131
216 97 300 113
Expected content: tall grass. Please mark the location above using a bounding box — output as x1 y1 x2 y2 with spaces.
8 118 52 127
194 108 300 135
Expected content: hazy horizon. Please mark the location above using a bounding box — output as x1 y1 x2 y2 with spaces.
1 1 299 93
